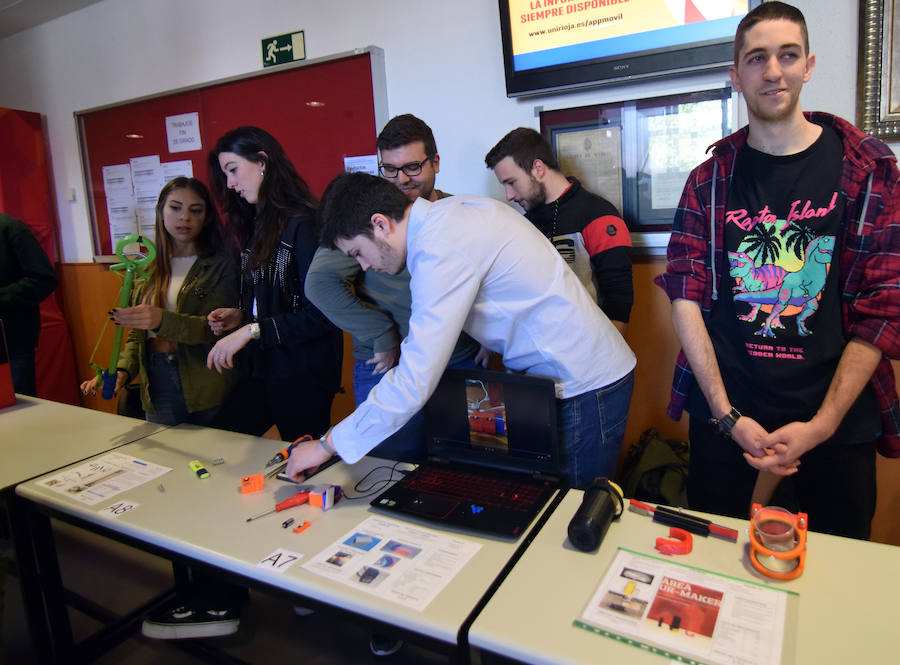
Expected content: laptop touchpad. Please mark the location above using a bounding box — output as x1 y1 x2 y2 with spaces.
407 495 459 518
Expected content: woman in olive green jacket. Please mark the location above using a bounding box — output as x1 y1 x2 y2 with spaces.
81 177 238 425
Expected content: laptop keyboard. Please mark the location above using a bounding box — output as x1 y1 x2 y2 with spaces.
407 467 545 510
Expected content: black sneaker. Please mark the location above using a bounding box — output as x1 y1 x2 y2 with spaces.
370 633 403 657
141 600 239 639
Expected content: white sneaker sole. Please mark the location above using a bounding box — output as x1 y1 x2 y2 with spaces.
141 618 239 640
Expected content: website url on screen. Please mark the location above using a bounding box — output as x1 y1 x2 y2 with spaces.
527 12 623 38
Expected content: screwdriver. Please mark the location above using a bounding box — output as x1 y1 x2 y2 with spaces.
246 490 310 522
265 434 312 468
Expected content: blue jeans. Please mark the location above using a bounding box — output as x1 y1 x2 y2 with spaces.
353 356 479 462
146 352 219 427
557 370 634 490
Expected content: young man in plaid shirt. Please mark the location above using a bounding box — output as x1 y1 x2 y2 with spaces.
655 2 900 539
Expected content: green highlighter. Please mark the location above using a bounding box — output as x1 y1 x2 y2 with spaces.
189 460 210 479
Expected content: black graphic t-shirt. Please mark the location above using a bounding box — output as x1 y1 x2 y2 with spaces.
687 125 879 444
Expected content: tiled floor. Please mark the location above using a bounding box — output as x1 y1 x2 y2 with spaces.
1 522 458 665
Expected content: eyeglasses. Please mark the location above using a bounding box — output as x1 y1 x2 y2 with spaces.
378 157 431 178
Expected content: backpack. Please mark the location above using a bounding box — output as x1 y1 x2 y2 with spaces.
619 428 689 508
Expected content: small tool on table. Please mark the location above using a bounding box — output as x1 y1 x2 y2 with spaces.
629 499 738 542
246 490 311 522
265 435 312 467
189 460 209 479
264 435 312 478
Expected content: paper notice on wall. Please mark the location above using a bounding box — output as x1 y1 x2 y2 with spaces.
102 163 133 197
162 159 194 181
130 155 165 193
165 112 202 153
134 188 159 242
106 195 137 245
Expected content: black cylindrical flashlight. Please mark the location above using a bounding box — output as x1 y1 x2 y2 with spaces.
567 478 624 552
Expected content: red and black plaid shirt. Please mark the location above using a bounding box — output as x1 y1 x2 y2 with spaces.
655 112 900 457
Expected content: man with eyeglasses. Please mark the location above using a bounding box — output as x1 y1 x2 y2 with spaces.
306 114 485 464
289 172 636 493
308 115 486 658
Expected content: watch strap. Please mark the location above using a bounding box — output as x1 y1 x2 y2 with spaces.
709 407 741 437
318 435 336 456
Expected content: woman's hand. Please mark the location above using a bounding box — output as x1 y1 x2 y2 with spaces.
110 304 163 331
80 370 127 397
207 308 243 336
207 324 252 373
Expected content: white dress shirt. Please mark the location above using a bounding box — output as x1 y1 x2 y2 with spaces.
332 195 635 463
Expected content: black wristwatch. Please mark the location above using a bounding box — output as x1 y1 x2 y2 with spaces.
709 407 741 438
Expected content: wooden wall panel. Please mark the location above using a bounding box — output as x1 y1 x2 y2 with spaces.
58 262 356 422
620 258 689 448
58 263 121 414
873 360 900 545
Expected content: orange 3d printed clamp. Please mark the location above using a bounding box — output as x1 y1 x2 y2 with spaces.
655 527 693 555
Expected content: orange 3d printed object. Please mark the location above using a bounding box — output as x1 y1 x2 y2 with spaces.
748 504 807 581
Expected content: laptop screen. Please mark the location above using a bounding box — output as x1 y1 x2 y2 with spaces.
424 368 560 476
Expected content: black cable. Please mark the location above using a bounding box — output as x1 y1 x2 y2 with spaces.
340 461 411 500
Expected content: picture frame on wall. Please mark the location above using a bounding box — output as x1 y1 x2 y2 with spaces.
858 0 900 140
540 87 735 251
552 126 624 215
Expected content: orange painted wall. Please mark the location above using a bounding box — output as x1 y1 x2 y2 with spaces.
57 262 356 422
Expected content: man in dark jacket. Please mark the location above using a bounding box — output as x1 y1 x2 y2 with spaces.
0 213 57 396
486 127 633 334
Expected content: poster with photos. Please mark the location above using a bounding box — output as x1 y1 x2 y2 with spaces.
303 515 480 611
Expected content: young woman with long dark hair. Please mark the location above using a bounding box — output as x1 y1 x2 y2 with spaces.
206 126 342 441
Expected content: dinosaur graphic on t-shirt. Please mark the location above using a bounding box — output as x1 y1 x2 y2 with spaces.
734 235 834 338
728 251 787 322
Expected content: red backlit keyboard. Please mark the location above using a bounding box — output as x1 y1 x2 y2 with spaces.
407 466 544 510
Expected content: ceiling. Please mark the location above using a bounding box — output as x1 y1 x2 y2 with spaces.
0 0 104 39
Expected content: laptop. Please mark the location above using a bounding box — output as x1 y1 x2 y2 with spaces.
371 368 564 538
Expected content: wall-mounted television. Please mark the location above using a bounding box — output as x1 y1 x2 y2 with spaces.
499 0 761 97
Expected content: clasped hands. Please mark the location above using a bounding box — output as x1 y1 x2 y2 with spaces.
732 415 829 476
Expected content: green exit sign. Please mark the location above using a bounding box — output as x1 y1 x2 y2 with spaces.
261 30 305 68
